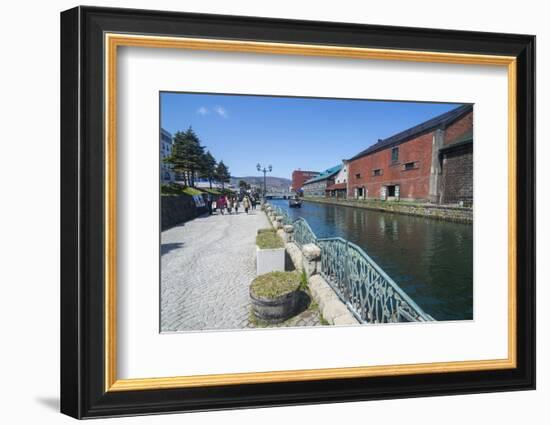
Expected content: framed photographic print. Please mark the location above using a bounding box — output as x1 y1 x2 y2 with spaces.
60 6 535 419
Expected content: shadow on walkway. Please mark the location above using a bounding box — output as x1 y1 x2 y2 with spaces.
161 242 184 256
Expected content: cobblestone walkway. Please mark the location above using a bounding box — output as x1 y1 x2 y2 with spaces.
161 210 323 332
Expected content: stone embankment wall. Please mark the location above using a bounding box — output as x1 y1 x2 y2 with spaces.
304 197 472 223
161 194 207 230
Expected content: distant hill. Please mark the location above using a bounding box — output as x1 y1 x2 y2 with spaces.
230 176 291 191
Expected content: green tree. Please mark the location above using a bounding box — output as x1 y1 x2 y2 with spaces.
215 160 231 190
164 127 204 187
200 151 217 189
238 180 251 191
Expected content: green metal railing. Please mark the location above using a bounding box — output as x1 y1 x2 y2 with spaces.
265 203 434 323
293 217 318 248
271 205 293 226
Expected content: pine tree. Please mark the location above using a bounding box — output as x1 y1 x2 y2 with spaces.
164 127 204 187
200 151 217 189
215 161 231 190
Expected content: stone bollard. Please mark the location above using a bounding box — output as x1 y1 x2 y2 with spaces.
302 243 321 277
283 224 294 243
273 215 283 229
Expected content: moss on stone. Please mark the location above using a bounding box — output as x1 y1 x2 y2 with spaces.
250 271 300 298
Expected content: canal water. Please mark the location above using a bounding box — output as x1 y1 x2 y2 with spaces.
270 199 473 321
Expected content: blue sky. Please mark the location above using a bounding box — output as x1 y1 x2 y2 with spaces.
161 92 463 179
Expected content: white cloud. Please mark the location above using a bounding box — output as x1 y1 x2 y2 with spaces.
196 105 228 118
214 105 228 118
197 106 209 116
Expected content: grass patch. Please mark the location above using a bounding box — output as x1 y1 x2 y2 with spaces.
256 230 284 249
299 269 308 291
161 183 204 196
160 183 184 195
182 186 203 196
250 271 300 298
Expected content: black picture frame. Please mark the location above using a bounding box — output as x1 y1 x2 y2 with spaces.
60 5 535 419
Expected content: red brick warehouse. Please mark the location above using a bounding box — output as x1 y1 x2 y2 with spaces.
291 170 319 193
347 104 473 205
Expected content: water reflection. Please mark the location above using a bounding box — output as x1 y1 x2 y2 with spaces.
271 199 473 321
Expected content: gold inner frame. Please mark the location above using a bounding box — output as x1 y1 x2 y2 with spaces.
104 33 517 392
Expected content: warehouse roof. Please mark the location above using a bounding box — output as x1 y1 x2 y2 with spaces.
349 104 473 161
303 164 342 185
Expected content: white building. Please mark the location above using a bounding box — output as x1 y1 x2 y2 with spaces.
333 160 349 185
325 160 349 198
160 128 175 183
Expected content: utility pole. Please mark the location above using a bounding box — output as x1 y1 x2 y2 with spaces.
256 163 272 200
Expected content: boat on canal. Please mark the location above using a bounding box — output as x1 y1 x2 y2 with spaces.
289 196 302 208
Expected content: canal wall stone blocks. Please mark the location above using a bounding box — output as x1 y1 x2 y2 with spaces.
309 275 359 326
303 243 321 260
283 240 357 325
161 194 207 230
304 197 472 223
285 241 304 272
273 216 283 229
302 243 321 278
283 225 294 242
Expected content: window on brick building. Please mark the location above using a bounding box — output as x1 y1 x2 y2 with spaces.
404 161 416 170
391 147 399 163
355 173 361 179
373 169 382 176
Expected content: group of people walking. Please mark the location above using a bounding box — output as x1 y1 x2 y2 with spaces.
213 194 257 215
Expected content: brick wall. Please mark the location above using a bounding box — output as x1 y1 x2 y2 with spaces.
292 170 318 192
441 144 473 205
347 110 474 203
347 132 434 201
444 111 473 146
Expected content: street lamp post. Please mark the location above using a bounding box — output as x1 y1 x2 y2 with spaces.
256 163 272 200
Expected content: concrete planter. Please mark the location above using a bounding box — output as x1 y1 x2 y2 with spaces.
250 286 299 324
256 246 285 275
